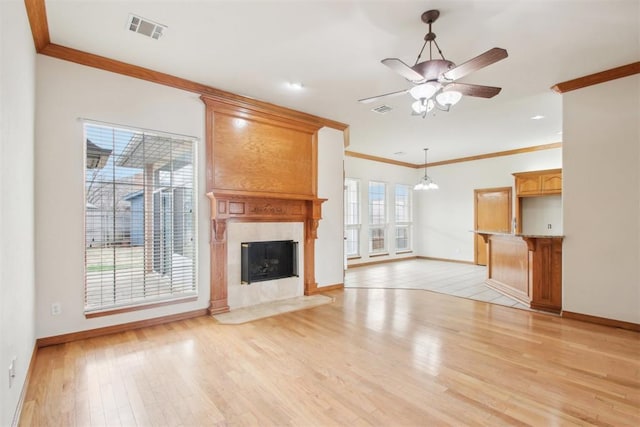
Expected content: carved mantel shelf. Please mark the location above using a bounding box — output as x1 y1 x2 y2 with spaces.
206 192 326 315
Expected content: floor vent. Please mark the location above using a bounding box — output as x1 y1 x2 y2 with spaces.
372 105 393 114
127 14 167 40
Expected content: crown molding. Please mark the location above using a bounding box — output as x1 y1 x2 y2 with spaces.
344 151 418 168
552 62 640 94
346 142 562 169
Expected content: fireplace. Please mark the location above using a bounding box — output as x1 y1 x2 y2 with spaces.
202 94 334 314
241 240 299 284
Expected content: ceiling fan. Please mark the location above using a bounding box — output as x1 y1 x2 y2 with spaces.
359 10 508 117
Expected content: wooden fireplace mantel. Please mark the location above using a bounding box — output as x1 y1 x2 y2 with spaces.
202 93 331 315
207 192 326 315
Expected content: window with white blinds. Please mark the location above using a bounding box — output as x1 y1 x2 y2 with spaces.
84 122 197 313
344 178 360 257
368 181 387 254
395 184 412 252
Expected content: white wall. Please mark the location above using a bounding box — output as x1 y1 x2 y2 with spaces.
416 149 562 261
563 74 640 324
0 1 36 424
35 57 210 338
522 195 562 235
344 156 419 265
35 55 348 336
316 127 345 286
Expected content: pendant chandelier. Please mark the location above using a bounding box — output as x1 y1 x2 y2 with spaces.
414 148 439 190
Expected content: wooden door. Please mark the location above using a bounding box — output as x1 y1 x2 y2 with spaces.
474 187 512 265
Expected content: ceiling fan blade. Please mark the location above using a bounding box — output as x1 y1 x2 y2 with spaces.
381 58 425 82
443 83 502 98
358 88 409 104
442 48 508 81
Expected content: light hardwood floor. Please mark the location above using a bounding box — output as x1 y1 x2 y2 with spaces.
20 288 639 426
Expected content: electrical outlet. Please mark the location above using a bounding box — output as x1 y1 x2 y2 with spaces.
8 358 16 388
51 302 61 316
547 224 552 230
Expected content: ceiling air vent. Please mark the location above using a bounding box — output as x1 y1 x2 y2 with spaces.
127 14 167 40
372 105 393 114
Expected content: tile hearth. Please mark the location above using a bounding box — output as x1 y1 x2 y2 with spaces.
212 294 334 324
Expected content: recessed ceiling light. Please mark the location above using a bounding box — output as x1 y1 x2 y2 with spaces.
531 115 545 120
287 82 304 90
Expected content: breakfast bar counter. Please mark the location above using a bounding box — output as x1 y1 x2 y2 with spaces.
474 231 563 313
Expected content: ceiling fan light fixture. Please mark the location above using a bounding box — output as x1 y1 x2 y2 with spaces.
436 90 463 107
409 82 441 100
411 98 434 114
361 10 507 116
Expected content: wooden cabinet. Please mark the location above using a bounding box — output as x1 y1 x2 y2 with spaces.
513 169 562 233
541 172 562 194
514 169 562 197
481 233 563 313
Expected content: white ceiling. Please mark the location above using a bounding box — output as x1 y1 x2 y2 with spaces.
45 0 639 164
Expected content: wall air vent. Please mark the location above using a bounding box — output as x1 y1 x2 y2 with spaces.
372 105 393 114
127 14 167 40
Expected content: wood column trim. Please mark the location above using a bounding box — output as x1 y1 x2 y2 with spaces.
209 218 229 315
24 0 50 52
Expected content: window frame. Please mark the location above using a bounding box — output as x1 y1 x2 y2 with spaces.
83 120 198 317
394 184 413 253
344 178 361 258
368 181 388 255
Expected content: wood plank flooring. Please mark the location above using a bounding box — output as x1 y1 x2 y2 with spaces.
20 287 639 426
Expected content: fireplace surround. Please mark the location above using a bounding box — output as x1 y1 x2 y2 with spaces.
202 94 332 315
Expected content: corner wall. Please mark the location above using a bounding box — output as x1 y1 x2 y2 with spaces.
34 55 347 337
316 127 345 286
0 1 36 424
562 74 640 324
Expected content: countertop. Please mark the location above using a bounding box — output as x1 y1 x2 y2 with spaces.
472 230 564 238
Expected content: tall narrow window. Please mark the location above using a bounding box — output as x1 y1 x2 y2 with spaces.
395 184 412 252
368 181 387 254
84 122 197 314
344 178 360 258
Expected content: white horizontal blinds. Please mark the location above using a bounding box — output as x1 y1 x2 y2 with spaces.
395 184 411 251
368 181 386 253
344 178 360 257
84 122 197 312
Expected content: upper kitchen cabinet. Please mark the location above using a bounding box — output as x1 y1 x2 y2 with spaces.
514 169 562 197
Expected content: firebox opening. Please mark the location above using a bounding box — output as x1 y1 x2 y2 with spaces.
241 240 299 284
